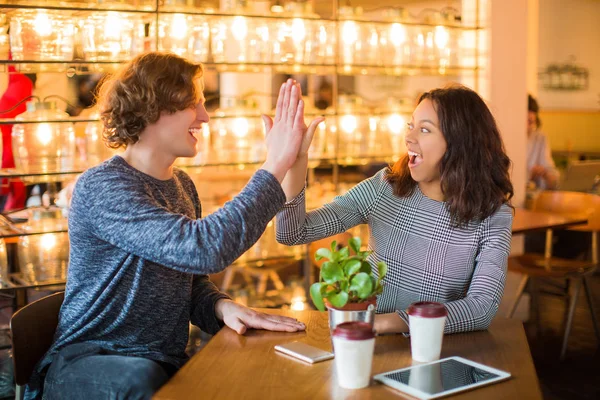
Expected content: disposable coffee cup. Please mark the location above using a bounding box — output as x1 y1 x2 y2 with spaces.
332 321 375 389
407 301 447 362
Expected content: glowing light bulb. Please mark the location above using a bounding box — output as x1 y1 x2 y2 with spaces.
170 14 188 40
340 115 357 134
231 16 248 41
33 12 52 37
232 118 249 138
291 299 306 311
369 31 378 47
369 117 377 132
390 23 406 46
434 26 449 49
40 234 57 252
318 25 327 44
36 123 53 146
342 21 358 45
387 114 405 135
291 18 306 43
104 13 123 41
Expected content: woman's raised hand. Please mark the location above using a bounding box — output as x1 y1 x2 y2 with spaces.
261 79 324 182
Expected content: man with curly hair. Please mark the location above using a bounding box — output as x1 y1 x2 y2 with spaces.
27 52 323 400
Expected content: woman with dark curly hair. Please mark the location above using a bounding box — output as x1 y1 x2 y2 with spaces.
277 84 514 335
27 52 322 399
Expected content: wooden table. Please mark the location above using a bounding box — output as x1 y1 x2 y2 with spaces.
512 208 588 234
154 310 542 400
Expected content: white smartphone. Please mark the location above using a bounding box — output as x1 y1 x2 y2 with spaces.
274 341 334 364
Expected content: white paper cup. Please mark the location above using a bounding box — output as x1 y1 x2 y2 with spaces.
407 302 447 362
332 321 375 389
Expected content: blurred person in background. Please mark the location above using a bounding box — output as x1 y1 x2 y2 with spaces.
527 94 559 190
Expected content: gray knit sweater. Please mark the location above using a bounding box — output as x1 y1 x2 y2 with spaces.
27 156 285 398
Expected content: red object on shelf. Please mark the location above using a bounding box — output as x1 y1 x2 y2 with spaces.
0 64 33 210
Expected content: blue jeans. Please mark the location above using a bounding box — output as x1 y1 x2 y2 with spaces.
41 343 172 400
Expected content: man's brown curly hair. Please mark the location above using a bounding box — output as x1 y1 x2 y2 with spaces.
387 84 514 227
97 52 204 148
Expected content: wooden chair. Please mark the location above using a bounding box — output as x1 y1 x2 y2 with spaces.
10 291 64 399
507 191 600 360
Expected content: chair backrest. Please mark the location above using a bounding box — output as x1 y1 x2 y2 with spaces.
309 232 354 269
533 191 600 232
10 291 64 386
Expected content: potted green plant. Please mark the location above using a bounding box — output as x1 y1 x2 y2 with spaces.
309 236 387 330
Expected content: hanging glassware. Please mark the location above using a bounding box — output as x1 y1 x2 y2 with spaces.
211 98 264 164
376 98 411 159
211 16 271 64
18 206 69 285
81 12 148 61
84 114 119 167
384 21 414 67
158 13 210 63
273 18 313 65
337 5 381 69
11 101 77 180
9 9 75 61
336 95 372 165
311 20 336 65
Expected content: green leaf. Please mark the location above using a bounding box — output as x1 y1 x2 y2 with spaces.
339 279 349 292
330 240 338 252
349 272 374 299
338 246 349 260
321 261 344 284
327 290 349 308
360 250 373 259
360 261 372 275
343 259 362 276
310 282 326 311
349 237 361 253
377 261 388 280
315 248 333 261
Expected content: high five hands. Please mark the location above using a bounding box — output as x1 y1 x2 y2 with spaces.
261 79 325 182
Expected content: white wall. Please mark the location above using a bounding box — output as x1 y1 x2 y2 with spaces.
538 0 600 110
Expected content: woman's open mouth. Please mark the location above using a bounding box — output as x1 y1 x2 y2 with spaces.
408 150 423 168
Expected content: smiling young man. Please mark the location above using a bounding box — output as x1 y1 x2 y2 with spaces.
26 52 323 400
276 84 514 337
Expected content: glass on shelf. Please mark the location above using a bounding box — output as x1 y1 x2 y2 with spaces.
11 101 78 182
158 13 210 63
335 95 374 164
272 18 312 64
211 98 265 164
211 16 271 64
301 102 334 168
337 6 382 68
81 12 150 62
382 22 414 67
311 20 336 65
411 9 462 70
375 97 411 159
0 240 8 288
17 206 69 285
83 115 120 167
9 9 75 61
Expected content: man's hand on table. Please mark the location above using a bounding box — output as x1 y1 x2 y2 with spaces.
215 299 306 335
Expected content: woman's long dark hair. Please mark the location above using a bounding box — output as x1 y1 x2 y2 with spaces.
387 85 514 226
